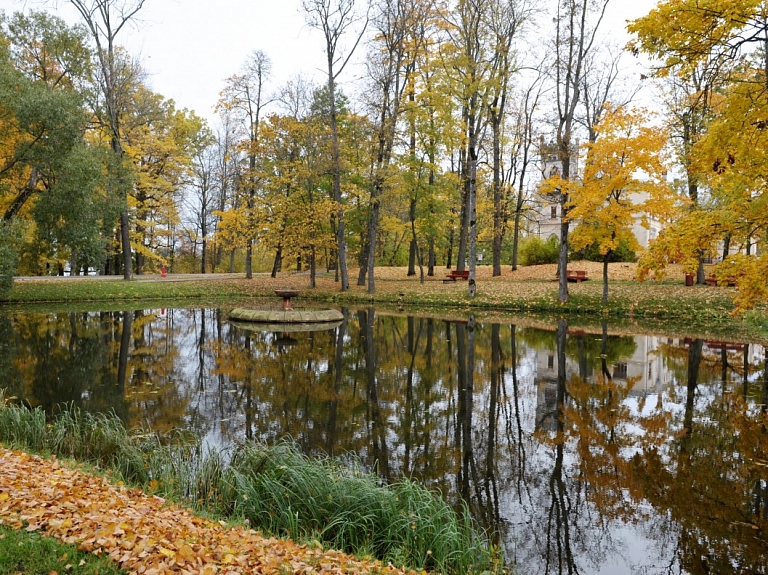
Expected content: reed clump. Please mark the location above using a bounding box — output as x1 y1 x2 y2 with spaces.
0 396 500 574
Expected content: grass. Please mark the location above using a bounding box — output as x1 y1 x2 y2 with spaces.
0 525 125 575
6 265 768 342
0 397 499 575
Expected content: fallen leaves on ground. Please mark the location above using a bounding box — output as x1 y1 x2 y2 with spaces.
0 447 419 575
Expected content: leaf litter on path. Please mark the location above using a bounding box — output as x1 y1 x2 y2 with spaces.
0 447 418 575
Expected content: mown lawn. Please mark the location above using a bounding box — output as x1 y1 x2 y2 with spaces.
5 264 767 342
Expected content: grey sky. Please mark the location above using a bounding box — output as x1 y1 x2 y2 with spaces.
0 0 660 125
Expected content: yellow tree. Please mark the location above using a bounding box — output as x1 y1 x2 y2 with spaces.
358 0 435 293
123 87 207 274
563 105 674 302
628 1 742 284
256 112 337 286
689 63 768 309
629 0 768 309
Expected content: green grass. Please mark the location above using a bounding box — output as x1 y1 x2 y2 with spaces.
0 525 124 575
5 278 250 303
0 398 500 575
5 272 767 342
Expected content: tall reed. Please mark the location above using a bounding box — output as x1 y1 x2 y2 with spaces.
0 395 501 574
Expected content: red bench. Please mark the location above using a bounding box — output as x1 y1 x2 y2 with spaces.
705 340 745 351
557 270 588 282
705 276 736 287
443 269 470 283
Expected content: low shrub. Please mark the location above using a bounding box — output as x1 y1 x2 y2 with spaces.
519 235 560 266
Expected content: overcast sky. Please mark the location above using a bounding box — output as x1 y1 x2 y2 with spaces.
1 0 660 125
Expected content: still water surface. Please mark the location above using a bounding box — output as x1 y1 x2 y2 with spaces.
1 307 767 574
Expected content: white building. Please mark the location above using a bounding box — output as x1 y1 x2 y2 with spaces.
532 140 664 250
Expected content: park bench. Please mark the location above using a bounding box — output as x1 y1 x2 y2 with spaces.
705 276 736 287
557 270 589 282
705 340 745 351
443 269 470 283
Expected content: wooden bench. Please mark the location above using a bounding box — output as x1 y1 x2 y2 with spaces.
705 276 736 287
557 270 588 282
705 340 745 351
443 269 470 283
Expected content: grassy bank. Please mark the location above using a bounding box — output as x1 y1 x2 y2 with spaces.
0 526 124 575
0 399 499 575
6 264 768 342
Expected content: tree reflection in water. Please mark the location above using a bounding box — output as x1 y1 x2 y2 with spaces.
0 307 766 574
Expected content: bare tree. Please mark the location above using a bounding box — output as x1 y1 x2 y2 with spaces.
184 129 217 273
302 0 368 292
212 114 244 273
579 43 639 144
509 68 546 270
487 0 529 277
443 0 496 297
551 0 610 303
63 0 148 279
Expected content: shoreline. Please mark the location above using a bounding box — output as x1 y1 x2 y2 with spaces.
4 263 767 343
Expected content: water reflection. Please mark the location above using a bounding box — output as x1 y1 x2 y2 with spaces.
1 308 766 574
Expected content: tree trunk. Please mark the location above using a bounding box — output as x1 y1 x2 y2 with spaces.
327 63 349 291
428 238 435 276
366 198 380 293
408 240 417 276
3 168 39 221
271 244 283 278
511 208 522 270
446 210 455 268
310 245 316 288
407 197 417 276
722 233 731 261
457 181 469 271
357 238 368 286
69 248 78 276
558 215 570 302
120 209 132 280
491 110 503 277
245 241 253 279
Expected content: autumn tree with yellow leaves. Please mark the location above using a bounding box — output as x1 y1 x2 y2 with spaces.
564 105 675 302
629 0 768 310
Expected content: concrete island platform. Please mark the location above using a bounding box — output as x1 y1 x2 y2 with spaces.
228 307 344 325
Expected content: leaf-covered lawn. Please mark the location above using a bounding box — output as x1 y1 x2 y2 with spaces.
0 447 417 575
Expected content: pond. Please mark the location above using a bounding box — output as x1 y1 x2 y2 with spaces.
0 306 766 574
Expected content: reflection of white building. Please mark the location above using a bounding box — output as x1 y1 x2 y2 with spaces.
533 335 680 431
533 334 767 430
